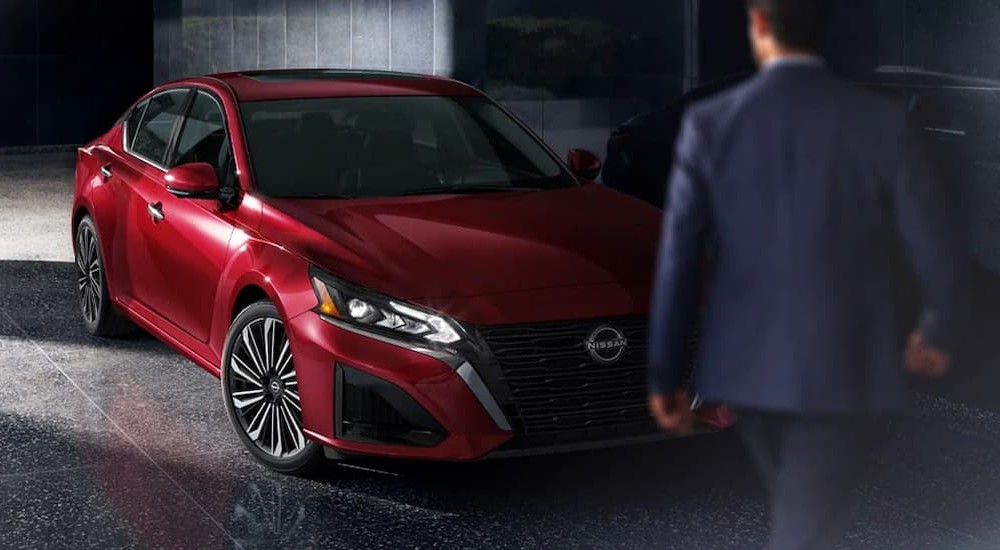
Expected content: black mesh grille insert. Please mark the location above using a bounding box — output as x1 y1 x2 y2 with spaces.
477 316 688 438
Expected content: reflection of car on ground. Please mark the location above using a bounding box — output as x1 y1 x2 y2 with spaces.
606 65 1000 369
72 69 733 475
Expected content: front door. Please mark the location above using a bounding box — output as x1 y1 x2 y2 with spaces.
128 89 237 343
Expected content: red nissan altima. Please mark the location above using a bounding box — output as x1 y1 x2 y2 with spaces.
72 69 732 474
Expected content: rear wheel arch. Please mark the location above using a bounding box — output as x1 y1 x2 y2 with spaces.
73 215 133 337
74 204 121 303
72 206 91 241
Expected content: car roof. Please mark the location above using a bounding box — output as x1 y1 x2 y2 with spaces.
862 66 1000 89
197 69 482 101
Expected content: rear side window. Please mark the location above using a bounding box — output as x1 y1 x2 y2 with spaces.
123 100 149 150
130 89 190 166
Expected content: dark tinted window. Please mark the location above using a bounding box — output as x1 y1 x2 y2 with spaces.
131 89 189 165
124 99 148 150
906 88 1000 275
239 96 572 199
171 91 231 179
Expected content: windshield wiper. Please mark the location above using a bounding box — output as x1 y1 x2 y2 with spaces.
398 185 542 196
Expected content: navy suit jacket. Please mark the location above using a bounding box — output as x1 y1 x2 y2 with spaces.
648 63 969 414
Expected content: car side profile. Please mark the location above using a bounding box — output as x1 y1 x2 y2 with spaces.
72 69 733 474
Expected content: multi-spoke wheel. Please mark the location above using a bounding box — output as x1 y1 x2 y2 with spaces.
222 301 324 475
74 216 133 337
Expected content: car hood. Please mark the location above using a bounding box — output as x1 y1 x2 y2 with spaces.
263 185 662 300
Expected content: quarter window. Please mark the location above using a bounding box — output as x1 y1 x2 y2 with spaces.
130 89 190 166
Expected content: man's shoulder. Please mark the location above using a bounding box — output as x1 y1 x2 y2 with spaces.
680 73 768 135
687 68 907 131
685 76 759 120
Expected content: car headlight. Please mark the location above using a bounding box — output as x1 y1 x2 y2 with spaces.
310 267 464 346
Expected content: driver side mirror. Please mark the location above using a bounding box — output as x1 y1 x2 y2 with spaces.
165 162 220 199
567 149 602 182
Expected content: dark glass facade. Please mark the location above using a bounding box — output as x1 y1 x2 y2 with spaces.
0 0 152 147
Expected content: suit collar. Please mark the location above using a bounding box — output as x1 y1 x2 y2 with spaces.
763 55 826 72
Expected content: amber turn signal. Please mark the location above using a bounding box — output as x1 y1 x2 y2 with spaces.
312 277 340 317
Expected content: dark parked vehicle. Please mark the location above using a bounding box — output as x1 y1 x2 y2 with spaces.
601 73 751 207
605 65 1000 377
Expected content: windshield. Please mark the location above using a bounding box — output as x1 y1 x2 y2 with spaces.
240 95 576 198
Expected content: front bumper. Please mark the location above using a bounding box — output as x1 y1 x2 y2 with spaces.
285 311 732 461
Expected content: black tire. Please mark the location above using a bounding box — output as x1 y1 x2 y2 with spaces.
74 216 134 337
221 300 325 476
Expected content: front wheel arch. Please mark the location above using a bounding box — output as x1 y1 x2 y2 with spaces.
231 285 270 322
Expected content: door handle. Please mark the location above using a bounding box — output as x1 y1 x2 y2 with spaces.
147 202 164 223
100 164 113 181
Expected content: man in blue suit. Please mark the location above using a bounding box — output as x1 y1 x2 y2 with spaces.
647 1 969 548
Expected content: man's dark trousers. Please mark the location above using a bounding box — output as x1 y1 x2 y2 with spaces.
736 411 885 550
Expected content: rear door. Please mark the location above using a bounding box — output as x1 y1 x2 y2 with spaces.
133 89 237 343
120 88 193 316
86 99 149 301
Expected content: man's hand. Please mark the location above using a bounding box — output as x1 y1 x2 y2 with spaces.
649 390 697 434
905 332 951 378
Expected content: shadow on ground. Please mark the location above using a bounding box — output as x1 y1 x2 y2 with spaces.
4 260 1000 548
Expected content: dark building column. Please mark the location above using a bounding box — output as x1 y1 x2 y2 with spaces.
449 0 488 85
684 0 700 92
0 0 152 147
695 0 753 84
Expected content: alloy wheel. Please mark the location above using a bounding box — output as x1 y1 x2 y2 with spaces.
75 223 103 324
227 317 307 458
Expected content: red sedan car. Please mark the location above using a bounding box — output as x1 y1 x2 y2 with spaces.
72 69 732 474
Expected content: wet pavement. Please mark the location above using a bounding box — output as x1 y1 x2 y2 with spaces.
2 152 1000 549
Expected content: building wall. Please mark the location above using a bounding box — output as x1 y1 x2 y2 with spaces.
140 0 1000 163
2 0 1000 151
151 0 690 160
0 0 152 147
153 0 460 82
471 1 690 159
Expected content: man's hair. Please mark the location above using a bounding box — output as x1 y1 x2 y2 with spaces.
745 0 834 52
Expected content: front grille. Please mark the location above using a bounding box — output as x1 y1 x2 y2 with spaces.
477 316 666 439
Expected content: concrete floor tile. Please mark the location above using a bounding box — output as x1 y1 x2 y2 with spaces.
0 353 137 476
0 458 232 549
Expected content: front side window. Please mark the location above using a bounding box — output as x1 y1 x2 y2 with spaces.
239 95 574 198
130 89 190 166
170 91 231 180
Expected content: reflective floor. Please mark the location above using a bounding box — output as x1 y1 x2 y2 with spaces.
2 153 1000 549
